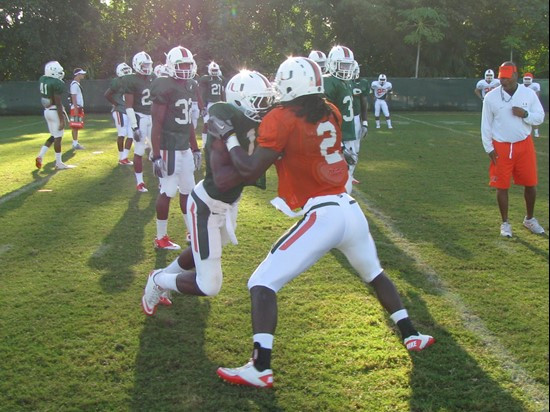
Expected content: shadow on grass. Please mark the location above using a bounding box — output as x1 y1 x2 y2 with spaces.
330 217 529 411
131 296 282 411
89 175 157 294
514 234 549 262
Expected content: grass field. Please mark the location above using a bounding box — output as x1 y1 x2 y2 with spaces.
0 112 548 411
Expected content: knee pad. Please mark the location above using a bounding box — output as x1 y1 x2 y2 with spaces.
46 136 55 144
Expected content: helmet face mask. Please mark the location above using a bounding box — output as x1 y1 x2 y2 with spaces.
485 69 494 82
208 61 221 76
165 46 197 80
133 51 153 76
327 45 355 80
523 73 533 85
226 70 275 122
352 62 360 80
274 57 324 102
308 50 328 74
116 63 133 77
45 61 65 80
154 64 169 78
378 74 386 84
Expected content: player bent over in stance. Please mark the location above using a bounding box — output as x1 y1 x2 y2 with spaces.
212 57 434 388
141 70 275 313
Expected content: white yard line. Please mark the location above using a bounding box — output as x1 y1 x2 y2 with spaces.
0 120 44 132
352 187 549 409
393 113 548 157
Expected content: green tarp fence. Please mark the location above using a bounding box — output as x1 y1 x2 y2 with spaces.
0 78 548 115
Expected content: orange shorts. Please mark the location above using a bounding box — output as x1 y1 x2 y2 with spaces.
489 136 537 189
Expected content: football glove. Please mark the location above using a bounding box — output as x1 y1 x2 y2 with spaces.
208 115 235 142
152 156 165 178
343 146 358 166
361 121 368 139
132 127 142 142
193 150 202 171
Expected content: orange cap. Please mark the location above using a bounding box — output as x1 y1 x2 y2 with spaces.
498 65 516 79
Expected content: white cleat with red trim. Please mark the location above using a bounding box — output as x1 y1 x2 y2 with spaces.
217 360 273 388
404 333 435 352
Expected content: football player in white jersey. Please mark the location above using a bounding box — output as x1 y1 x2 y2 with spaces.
371 74 393 129
474 69 500 101
522 73 541 137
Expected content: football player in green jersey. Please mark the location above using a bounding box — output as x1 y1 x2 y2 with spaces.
349 61 370 183
36 61 72 170
104 63 134 165
141 69 274 315
150 46 202 251
199 61 226 145
122 51 154 192
323 45 357 191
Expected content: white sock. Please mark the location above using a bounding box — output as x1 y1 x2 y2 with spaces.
253 333 274 349
39 146 49 158
55 152 62 164
202 133 208 146
387 119 392 127
182 213 189 233
157 219 168 239
153 270 179 292
376 120 381 127
73 140 79 147
123 148 129 158
165 257 185 274
135 172 144 185
390 309 409 324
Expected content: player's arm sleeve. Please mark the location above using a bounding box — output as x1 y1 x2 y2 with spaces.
525 92 545 126
480 99 495 153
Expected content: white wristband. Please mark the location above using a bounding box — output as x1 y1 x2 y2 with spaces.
126 108 138 129
225 134 239 151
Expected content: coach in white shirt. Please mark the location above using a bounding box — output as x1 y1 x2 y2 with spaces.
481 61 545 238
70 68 86 150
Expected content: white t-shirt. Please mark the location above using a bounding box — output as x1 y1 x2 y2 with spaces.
70 80 84 107
476 79 500 98
481 85 545 153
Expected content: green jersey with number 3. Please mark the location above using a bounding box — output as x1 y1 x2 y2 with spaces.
151 76 196 151
121 73 153 115
203 102 264 204
323 75 356 141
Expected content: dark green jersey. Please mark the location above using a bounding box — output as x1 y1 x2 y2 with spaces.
351 78 370 116
121 73 153 115
108 77 127 114
199 75 225 104
203 103 263 204
151 76 196 151
323 75 356 141
39 75 65 107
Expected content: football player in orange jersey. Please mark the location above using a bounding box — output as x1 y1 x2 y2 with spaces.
213 57 435 389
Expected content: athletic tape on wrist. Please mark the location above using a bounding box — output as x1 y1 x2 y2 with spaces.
225 134 239 151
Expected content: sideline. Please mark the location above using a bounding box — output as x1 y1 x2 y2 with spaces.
352 186 549 409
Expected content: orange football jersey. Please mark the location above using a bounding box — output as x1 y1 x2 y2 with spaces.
258 102 349 210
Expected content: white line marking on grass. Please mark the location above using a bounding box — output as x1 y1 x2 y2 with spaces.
0 175 56 206
0 120 43 132
394 114 548 157
352 187 549 408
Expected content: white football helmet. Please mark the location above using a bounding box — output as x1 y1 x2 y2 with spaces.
308 50 328 74
116 63 133 77
226 70 275 122
352 61 360 80
275 57 324 102
165 46 197 80
44 61 65 80
132 51 153 75
485 69 494 82
327 45 355 80
378 74 387 84
154 64 169 78
208 61 222 76
523 73 533 85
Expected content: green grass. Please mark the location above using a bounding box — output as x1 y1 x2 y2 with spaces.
0 112 548 411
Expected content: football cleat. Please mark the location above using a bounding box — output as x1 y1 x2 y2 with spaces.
217 360 274 388
136 182 148 193
523 217 545 234
55 162 70 170
500 221 512 238
141 270 164 316
72 143 85 150
119 158 133 165
35 157 42 169
404 333 435 352
159 290 173 306
154 235 181 250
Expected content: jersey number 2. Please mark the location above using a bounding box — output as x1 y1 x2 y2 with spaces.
318 121 343 164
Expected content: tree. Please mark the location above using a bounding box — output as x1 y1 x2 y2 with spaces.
396 7 448 78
